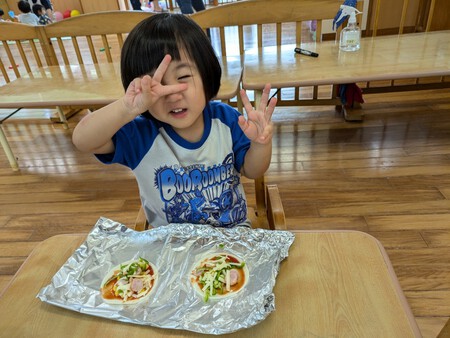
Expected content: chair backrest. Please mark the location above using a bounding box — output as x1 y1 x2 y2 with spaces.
191 0 346 107
41 11 154 66
0 21 48 85
363 0 445 94
366 0 437 36
191 0 343 56
191 0 444 107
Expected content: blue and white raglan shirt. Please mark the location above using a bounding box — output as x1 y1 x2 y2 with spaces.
96 101 251 228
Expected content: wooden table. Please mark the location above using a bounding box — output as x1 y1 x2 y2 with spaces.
0 231 421 337
242 30 450 120
0 57 242 171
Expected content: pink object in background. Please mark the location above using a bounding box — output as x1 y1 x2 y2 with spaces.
54 11 63 21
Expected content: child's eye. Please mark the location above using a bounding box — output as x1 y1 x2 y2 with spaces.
178 75 191 80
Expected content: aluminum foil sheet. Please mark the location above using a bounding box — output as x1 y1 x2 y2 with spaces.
38 217 295 335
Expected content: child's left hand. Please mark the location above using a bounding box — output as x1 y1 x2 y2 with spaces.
238 83 277 144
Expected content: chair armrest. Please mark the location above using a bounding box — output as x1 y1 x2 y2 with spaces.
134 206 149 231
266 184 286 230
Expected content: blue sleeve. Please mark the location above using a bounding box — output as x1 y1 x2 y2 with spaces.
95 117 160 170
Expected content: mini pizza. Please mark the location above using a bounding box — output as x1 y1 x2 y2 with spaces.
190 253 249 302
100 257 157 305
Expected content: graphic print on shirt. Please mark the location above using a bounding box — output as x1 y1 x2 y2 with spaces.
155 153 246 227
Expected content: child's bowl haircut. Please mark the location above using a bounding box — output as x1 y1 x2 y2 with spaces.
121 14 221 105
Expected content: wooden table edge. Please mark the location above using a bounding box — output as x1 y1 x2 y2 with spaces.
242 70 450 90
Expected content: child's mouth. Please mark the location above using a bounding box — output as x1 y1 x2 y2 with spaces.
170 108 187 116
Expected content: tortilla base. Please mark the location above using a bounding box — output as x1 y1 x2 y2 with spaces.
190 252 249 301
101 259 158 305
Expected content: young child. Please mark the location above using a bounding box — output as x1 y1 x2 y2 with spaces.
16 0 39 25
32 4 51 24
72 14 276 228
0 8 5 21
29 0 54 21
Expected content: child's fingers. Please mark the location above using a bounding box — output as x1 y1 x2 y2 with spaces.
128 76 143 95
152 54 172 83
257 83 272 113
238 115 249 131
139 75 152 93
240 89 254 116
141 74 187 98
265 96 277 121
259 123 273 142
159 83 188 97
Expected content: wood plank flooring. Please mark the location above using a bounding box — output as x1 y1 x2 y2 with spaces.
1 88 450 337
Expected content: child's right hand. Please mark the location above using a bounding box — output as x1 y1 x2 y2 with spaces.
122 54 188 117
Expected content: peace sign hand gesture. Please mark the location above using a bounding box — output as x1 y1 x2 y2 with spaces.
238 83 277 144
123 55 187 118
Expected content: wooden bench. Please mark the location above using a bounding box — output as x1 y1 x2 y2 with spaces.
0 21 48 84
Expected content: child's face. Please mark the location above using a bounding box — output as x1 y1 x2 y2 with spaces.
150 51 206 142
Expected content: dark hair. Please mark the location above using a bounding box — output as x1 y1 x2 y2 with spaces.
32 4 43 16
18 0 31 13
0 8 5 16
121 14 221 112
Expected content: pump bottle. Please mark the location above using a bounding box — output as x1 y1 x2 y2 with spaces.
339 11 361 52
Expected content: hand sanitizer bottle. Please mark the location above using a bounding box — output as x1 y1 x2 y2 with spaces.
339 11 361 52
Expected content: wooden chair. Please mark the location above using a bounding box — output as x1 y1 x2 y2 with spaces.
0 21 67 171
40 10 242 109
361 0 447 99
38 11 155 118
0 21 48 84
135 176 286 231
190 0 344 109
365 0 437 36
40 11 154 67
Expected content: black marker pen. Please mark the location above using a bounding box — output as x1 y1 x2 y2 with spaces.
294 47 319 57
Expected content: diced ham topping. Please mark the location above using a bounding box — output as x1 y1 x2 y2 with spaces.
229 269 239 286
130 278 144 293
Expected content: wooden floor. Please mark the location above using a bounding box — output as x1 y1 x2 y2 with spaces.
1 88 450 337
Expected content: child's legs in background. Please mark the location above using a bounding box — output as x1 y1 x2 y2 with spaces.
191 0 205 12
176 0 205 14
130 0 142 10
